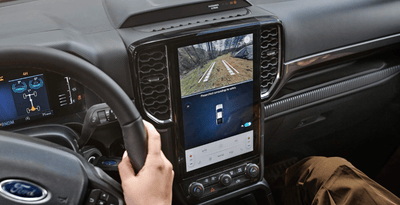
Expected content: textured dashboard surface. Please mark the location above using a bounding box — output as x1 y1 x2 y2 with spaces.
257 0 400 62
1 0 400 99
0 0 133 97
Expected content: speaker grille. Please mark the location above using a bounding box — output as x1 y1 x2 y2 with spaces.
137 46 172 123
260 25 280 99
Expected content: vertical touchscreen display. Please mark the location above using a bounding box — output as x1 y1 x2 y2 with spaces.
178 33 254 172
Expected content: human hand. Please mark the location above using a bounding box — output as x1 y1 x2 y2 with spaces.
118 120 174 205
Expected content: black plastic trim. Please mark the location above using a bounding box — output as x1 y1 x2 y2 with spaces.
198 179 273 205
104 0 252 28
264 65 400 120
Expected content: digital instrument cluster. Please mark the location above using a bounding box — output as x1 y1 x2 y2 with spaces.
0 69 85 128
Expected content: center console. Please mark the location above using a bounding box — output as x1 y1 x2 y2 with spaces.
127 16 281 204
174 29 262 201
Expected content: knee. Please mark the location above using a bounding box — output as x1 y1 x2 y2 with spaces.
282 157 359 204
285 156 354 186
314 157 353 171
303 157 353 181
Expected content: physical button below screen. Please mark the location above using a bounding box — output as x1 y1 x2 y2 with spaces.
236 166 245 175
204 184 224 195
199 178 211 186
210 175 219 183
232 175 248 186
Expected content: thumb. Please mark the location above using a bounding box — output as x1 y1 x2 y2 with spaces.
118 151 136 180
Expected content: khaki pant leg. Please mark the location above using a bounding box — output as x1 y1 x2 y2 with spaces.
281 156 400 205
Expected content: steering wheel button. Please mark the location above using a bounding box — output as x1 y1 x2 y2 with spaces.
105 109 111 119
107 195 118 205
100 192 109 201
91 115 98 124
86 189 101 205
96 200 106 205
87 198 96 205
97 111 107 124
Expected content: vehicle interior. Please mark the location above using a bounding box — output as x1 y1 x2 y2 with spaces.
0 0 400 204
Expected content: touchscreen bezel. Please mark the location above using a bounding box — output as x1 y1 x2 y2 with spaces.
169 26 262 178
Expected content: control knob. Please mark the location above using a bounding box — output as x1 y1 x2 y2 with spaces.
245 163 260 178
188 182 204 198
219 174 232 186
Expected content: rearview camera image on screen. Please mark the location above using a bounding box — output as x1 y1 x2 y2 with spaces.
179 34 253 97
178 34 254 172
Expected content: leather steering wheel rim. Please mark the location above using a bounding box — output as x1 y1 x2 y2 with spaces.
0 45 147 172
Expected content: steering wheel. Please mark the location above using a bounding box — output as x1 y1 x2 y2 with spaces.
0 46 147 204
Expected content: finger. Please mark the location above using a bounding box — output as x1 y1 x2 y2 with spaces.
160 151 174 197
160 151 172 168
118 151 136 180
167 170 175 200
143 120 162 156
169 170 175 188
168 159 175 181
161 151 174 178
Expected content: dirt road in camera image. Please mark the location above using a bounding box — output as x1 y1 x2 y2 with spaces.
180 53 252 96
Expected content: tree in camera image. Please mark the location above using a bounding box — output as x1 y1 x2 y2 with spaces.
179 34 253 97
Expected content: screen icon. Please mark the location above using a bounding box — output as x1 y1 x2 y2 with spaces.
216 104 223 124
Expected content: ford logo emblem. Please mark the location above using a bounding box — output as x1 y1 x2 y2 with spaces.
0 179 48 202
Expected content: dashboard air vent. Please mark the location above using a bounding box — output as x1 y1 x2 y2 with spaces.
260 25 281 99
137 46 172 123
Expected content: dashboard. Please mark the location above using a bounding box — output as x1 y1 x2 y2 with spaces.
1 0 400 205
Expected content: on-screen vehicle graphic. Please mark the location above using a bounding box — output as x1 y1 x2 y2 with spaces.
23 91 40 113
12 76 44 114
216 104 223 124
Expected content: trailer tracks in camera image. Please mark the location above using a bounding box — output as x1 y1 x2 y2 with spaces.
180 54 252 96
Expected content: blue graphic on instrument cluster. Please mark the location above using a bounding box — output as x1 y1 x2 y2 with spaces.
0 74 52 127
